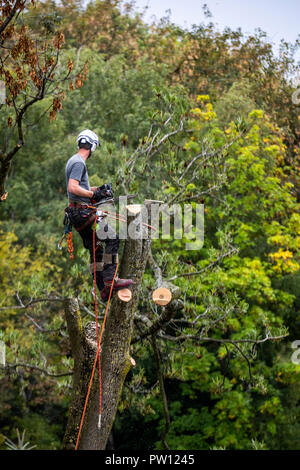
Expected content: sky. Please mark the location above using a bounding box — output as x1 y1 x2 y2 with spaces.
132 0 300 58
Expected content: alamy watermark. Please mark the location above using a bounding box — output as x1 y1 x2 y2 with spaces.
0 80 5 105
291 340 300 365
0 341 5 368
96 198 204 251
292 76 300 105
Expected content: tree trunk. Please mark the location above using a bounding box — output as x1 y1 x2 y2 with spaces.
62 299 101 450
63 206 152 450
0 157 11 201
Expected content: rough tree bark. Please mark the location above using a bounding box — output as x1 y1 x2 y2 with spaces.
63 205 152 450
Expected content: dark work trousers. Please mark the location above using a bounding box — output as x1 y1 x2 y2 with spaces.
78 215 120 290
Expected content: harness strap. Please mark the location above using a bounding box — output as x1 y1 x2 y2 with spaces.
103 253 119 264
89 262 104 274
68 201 96 209
89 253 118 274
75 212 97 232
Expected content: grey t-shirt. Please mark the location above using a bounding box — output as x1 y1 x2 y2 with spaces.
65 153 91 203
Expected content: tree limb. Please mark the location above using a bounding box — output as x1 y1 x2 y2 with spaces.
1 362 73 377
151 335 170 450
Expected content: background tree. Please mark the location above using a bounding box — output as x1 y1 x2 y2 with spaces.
0 0 87 199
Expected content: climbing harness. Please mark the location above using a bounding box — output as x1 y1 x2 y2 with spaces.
58 199 157 258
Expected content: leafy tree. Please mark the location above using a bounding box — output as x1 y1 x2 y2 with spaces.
0 0 87 199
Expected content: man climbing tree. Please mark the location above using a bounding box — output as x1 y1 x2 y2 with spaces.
65 129 133 301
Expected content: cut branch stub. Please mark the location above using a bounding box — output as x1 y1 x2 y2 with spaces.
117 288 132 303
130 357 136 367
126 204 142 216
144 199 164 204
152 287 172 306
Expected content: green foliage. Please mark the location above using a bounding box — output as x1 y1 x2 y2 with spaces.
4 429 36 451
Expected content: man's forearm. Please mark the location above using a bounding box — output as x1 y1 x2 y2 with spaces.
68 181 93 199
72 187 93 198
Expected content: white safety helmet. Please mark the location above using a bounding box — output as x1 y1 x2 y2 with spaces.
77 129 100 153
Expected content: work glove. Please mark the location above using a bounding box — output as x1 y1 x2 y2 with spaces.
91 183 113 203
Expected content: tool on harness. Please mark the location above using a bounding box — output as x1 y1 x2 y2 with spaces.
58 211 74 259
65 205 97 231
67 232 74 260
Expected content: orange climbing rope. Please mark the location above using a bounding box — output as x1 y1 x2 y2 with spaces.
67 232 74 260
74 218 119 450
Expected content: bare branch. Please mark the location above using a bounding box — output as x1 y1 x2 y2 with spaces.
1 362 73 377
148 249 163 285
166 246 239 281
176 133 243 186
151 336 170 450
133 299 184 344
0 294 65 310
232 343 253 383
158 332 288 344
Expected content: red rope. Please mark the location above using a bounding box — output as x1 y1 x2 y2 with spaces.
74 219 118 450
103 210 157 232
